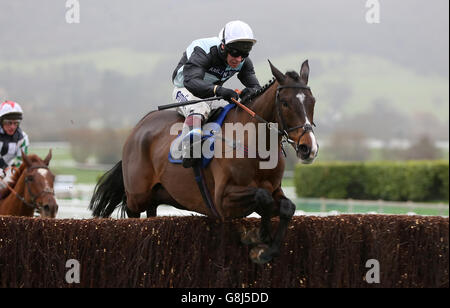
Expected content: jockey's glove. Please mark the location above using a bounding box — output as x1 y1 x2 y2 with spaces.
240 87 258 101
216 86 239 103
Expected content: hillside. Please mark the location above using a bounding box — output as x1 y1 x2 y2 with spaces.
265 52 449 122
1 48 447 141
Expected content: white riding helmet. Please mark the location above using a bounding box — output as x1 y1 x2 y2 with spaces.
0 100 23 120
219 20 257 45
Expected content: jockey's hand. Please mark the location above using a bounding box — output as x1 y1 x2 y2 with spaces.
216 86 239 103
239 87 258 101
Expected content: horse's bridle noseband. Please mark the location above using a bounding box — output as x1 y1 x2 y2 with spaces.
19 165 55 211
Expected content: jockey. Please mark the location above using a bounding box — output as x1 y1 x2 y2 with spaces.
172 20 261 167
0 100 30 178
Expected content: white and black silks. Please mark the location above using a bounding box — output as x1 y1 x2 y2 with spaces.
172 37 261 99
0 127 30 169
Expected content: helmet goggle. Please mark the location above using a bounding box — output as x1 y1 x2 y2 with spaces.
224 41 253 59
226 46 249 59
2 119 21 127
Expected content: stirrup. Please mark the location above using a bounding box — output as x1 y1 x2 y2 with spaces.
180 114 203 168
181 138 202 168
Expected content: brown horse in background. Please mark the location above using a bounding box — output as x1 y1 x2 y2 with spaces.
0 150 58 218
90 60 318 263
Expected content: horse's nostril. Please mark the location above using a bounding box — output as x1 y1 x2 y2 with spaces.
43 205 50 211
298 144 310 156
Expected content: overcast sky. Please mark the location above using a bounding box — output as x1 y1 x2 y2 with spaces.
0 0 448 76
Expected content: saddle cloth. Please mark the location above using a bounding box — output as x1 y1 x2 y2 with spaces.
168 103 236 168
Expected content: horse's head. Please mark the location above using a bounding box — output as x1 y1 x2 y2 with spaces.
269 60 319 164
21 150 58 218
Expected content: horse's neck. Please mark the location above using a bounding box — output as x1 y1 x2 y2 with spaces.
243 82 278 124
224 82 283 158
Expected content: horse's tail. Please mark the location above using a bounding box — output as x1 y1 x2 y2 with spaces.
89 161 127 218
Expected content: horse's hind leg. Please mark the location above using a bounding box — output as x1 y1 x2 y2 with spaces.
126 207 141 218
125 191 153 218
146 207 157 217
127 194 157 218
145 184 184 218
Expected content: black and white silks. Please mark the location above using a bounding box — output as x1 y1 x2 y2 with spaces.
0 127 29 169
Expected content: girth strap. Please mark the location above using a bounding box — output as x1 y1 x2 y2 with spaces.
192 164 220 218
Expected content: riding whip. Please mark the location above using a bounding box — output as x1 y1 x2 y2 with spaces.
158 97 223 111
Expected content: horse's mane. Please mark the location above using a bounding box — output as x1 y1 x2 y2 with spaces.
241 71 301 104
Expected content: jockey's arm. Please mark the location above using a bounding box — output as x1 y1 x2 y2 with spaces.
183 47 216 99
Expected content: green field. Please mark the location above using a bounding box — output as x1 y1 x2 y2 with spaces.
29 145 105 184
295 199 449 216
50 167 104 184
254 51 449 122
30 146 72 162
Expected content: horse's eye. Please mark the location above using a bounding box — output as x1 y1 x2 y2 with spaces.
26 176 34 182
282 101 289 107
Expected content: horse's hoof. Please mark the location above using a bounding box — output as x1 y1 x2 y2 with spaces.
241 227 262 245
249 244 272 264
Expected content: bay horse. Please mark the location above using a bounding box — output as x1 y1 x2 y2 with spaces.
90 60 318 263
0 150 58 218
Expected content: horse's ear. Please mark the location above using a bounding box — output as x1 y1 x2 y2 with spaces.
21 149 32 167
300 60 310 85
268 60 285 83
44 149 52 166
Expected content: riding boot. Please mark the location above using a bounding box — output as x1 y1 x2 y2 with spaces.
181 113 204 168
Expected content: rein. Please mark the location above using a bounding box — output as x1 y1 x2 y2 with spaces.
0 165 55 212
231 83 316 154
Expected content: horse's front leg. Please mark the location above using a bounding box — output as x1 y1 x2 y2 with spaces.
240 188 274 246
218 184 273 243
249 187 296 264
